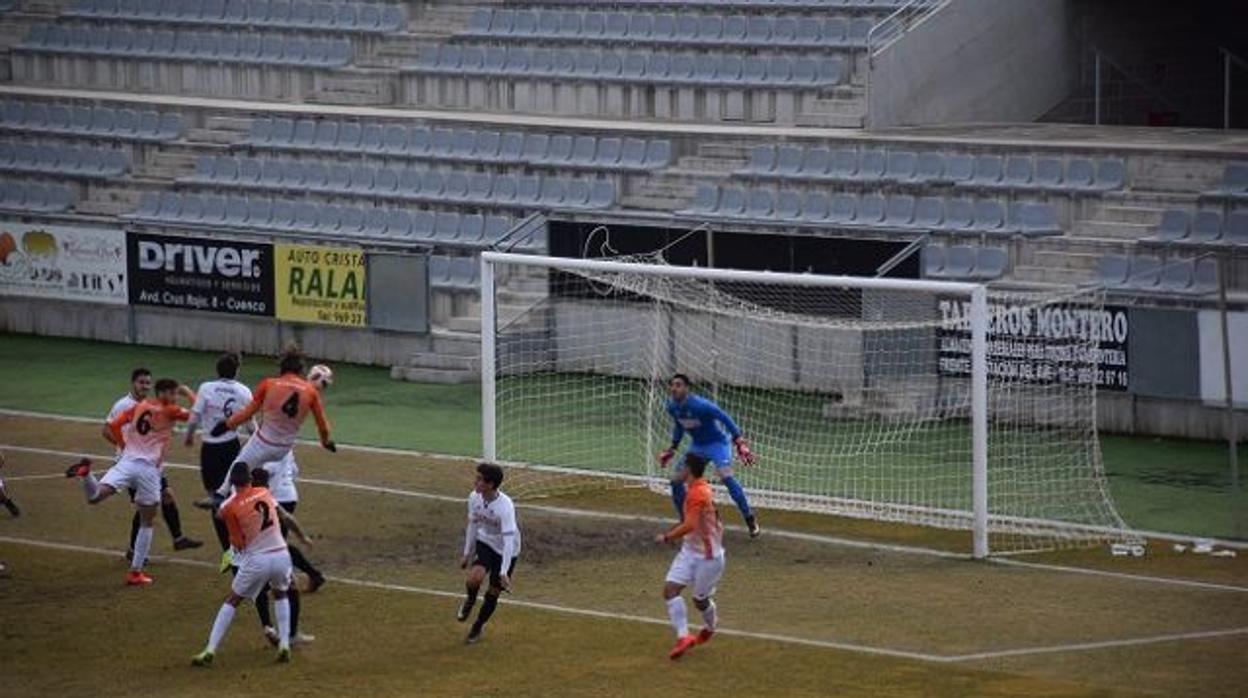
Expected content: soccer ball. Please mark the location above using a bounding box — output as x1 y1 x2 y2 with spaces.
308 364 334 389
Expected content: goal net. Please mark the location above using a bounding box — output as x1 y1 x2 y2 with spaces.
481 252 1134 556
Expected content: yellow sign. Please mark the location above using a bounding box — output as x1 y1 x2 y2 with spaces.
274 243 366 327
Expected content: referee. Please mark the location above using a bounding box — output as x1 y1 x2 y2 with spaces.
184 352 253 550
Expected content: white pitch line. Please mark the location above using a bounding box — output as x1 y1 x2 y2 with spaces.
0 534 948 664
2 534 1244 665
6 441 1248 595
946 627 1248 662
1 473 67 481
4 406 1246 552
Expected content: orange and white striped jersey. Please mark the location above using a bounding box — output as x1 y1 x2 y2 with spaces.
108 398 191 466
666 479 724 560
220 485 287 555
226 374 329 448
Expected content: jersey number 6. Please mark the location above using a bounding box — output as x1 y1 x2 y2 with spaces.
136 410 153 436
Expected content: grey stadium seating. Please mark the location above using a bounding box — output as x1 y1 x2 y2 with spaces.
240 118 672 171
180 154 616 211
462 9 873 49
0 180 75 213
20 24 353 68
64 0 407 33
924 244 1008 281
408 45 845 88
1151 208 1248 247
1097 254 1218 296
678 184 1061 235
0 140 130 178
1203 162 1248 202
737 145 1126 193
125 190 523 248
0 100 184 142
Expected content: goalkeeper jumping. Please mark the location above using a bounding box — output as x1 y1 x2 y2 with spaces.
659 374 760 538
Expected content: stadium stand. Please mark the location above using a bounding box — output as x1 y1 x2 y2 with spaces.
0 100 184 141
62 0 409 34
239 117 672 171
0 140 130 179
0 180 75 213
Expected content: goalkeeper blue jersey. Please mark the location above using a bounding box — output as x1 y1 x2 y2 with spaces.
665 394 741 448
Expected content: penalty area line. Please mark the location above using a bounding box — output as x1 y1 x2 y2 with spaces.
4 442 1247 596
0 533 947 664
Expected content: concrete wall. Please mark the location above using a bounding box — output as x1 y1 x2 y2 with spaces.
0 296 427 367
868 0 1077 128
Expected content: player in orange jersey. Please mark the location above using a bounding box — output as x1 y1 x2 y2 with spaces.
208 347 334 496
66 378 195 586
654 453 726 660
192 463 311 667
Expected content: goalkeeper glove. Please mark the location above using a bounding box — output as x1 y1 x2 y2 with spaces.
209 421 228 438
658 449 676 467
734 437 756 466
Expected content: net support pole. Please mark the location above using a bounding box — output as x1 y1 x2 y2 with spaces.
970 285 990 559
480 255 497 462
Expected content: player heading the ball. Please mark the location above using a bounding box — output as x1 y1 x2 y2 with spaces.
209 346 334 496
660 373 759 538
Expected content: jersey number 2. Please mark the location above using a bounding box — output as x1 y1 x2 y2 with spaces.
281 392 299 418
255 501 274 530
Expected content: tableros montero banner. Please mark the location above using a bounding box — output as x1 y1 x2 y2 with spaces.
127 233 274 316
274 243 366 327
937 298 1130 390
0 221 127 304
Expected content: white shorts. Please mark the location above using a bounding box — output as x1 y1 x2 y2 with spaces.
665 549 726 601
216 437 292 496
99 457 162 506
231 549 293 600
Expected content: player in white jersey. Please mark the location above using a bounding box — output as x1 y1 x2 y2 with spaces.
457 462 521 644
185 353 253 551
192 463 311 667
94 367 201 557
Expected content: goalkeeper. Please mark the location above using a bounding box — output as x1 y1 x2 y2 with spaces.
659 374 759 538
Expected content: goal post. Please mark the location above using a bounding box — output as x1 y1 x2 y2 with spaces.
480 251 1131 558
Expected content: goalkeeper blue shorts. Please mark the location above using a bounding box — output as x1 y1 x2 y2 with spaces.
677 440 732 471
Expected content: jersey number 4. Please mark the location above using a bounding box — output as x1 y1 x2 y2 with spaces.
136 410 153 435
255 501 275 530
281 392 299 419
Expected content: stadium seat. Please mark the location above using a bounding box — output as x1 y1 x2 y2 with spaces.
1159 259 1195 293
923 245 945 277
1208 162 1248 199
1125 256 1161 290
800 191 829 223
973 247 1007 280
944 246 974 278
913 197 944 229
828 193 857 223
1152 209 1190 242
1188 210 1223 244
1224 211 1248 246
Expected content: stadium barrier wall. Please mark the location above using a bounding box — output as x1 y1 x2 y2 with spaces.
867 0 1078 128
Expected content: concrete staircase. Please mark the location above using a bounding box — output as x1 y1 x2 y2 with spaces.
796 93 868 128
392 330 481 384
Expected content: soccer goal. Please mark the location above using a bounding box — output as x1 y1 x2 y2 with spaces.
479 251 1134 557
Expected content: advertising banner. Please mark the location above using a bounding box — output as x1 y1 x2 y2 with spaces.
127 232 274 316
0 221 127 304
274 243 366 327
937 298 1130 390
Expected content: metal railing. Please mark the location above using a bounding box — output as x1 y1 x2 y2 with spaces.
1222 47 1248 130
490 211 547 253
866 0 949 59
1091 47 1182 126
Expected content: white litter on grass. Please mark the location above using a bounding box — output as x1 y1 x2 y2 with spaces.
1211 550 1238 558
1111 543 1146 557
1173 544 1188 553
1194 539 1215 554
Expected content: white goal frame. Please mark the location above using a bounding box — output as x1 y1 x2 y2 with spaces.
480 251 993 557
